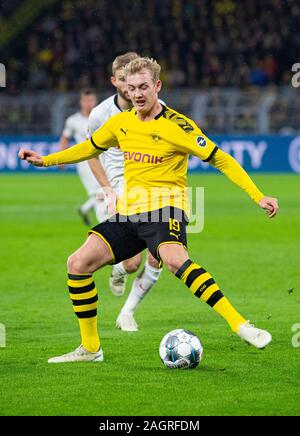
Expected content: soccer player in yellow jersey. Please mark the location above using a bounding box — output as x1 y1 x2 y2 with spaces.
19 57 279 364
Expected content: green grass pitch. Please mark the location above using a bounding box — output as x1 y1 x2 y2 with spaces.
0 172 299 416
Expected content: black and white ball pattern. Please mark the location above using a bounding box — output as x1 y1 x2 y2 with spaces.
159 329 203 369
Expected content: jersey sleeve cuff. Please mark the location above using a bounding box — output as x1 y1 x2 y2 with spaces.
253 191 265 204
42 156 51 167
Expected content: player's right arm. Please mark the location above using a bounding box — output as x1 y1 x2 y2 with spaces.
87 107 112 189
59 135 70 151
59 116 73 150
58 117 73 169
87 105 117 214
18 119 119 167
18 139 102 167
88 157 111 188
88 103 115 188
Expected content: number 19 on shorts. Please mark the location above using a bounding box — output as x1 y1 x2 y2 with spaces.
169 218 181 239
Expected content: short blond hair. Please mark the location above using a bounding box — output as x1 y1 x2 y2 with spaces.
124 57 161 82
112 52 139 75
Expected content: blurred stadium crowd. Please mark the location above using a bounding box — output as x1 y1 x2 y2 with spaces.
3 0 299 92
1 0 299 135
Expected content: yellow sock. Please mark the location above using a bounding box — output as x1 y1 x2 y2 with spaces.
211 297 246 333
67 273 100 352
78 317 100 353
175 260 246 332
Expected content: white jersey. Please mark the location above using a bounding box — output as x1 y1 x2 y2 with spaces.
88 95 124 189
63 111 89 144
62 111 99 196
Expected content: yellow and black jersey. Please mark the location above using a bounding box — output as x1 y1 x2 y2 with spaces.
89 105 217 215
43 104 264 215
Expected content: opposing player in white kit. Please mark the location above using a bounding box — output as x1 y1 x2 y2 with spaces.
88 53 162 332
59 89 99 226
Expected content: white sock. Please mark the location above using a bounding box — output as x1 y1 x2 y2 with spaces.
121 261 162 315
80 196 96 214
113 262 127 275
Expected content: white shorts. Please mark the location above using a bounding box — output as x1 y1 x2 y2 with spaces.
76 161 100 197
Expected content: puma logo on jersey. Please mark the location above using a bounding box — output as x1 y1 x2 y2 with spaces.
120 128 128 136
124 151 163 164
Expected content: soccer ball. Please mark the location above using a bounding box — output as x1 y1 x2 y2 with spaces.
159 329 203 369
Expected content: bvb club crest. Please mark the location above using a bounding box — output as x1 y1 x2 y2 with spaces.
151 131 161 142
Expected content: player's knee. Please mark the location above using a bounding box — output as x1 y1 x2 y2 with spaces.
125 263 139 274
67 253 87 275
163 256 186 275
123 256 141 274
147 253 160 269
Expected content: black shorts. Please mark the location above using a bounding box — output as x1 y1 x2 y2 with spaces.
89 207 188 265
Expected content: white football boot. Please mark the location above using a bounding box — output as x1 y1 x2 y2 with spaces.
237 321 272 349
48 345 104 363
109 268 127 296
116 312 138 332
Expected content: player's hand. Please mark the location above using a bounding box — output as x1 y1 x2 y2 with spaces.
103 186 117 216
96 188 105 201
18 149 44 167
259 196 279 218
59 164 65 170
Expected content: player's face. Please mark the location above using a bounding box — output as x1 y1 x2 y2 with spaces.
80 94 97 114
111 68 131 102
126 69 161 115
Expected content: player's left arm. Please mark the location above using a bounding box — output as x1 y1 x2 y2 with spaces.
173 120 278 218
209 149 279 218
